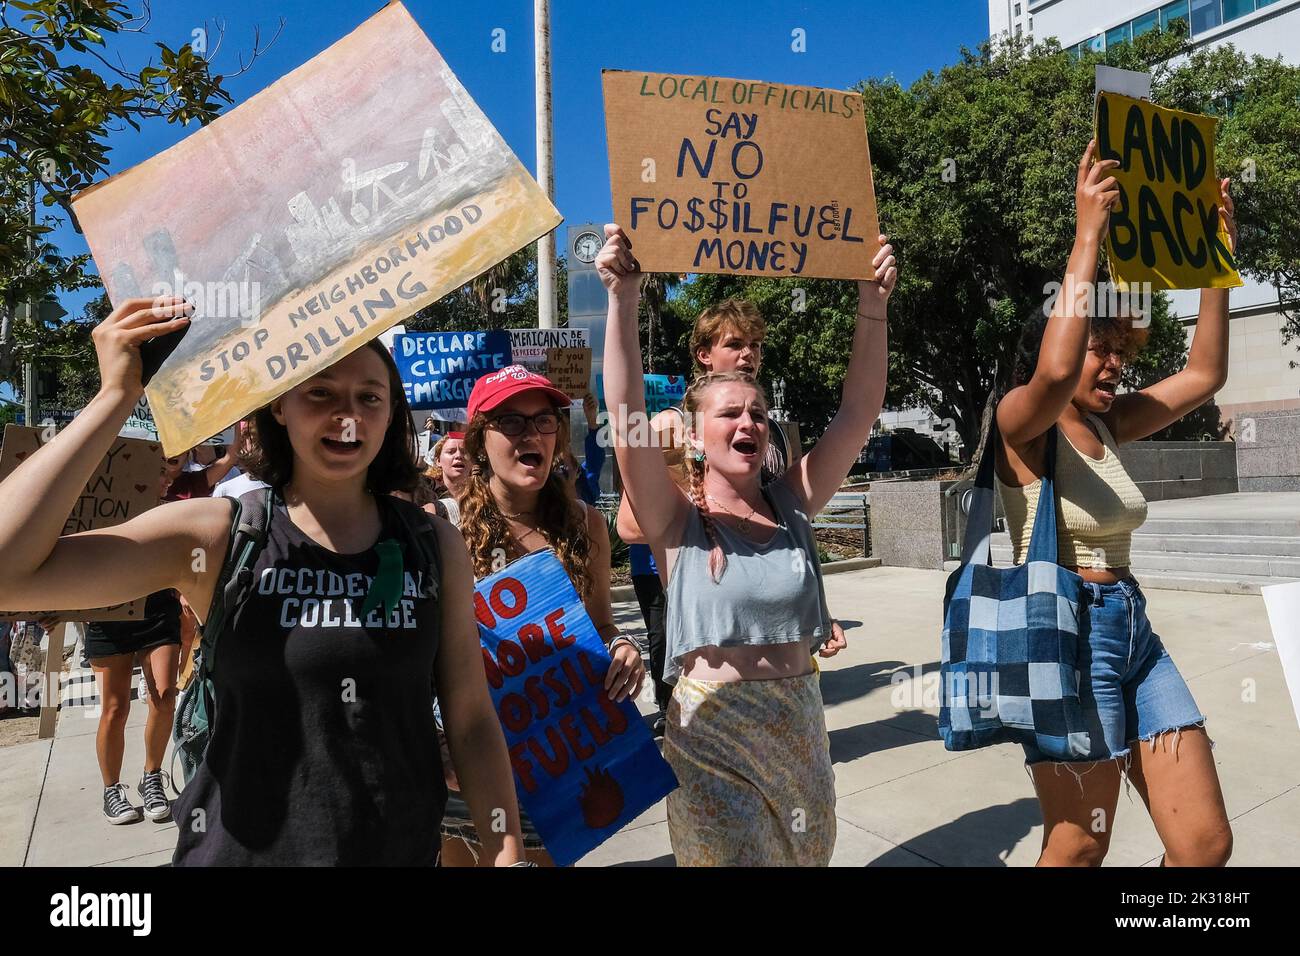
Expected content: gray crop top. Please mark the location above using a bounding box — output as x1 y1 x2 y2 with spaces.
663 480 831 679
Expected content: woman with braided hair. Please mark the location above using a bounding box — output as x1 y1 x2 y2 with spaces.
599 223 897 865
437 364 646 866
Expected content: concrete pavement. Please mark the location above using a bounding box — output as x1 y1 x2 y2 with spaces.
5 566 1297 866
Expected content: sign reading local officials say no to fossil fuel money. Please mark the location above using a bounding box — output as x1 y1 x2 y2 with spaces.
603 70 881 280
71 2 562 455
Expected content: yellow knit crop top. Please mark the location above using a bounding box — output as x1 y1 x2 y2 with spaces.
996 414 1148 569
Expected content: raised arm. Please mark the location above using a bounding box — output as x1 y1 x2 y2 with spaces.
598 224 691 550
613 408 680 545
203 442 240 489
782 236 895 516
0 298 230 617
998 141 1120 446
431 518 524 866
1101 179 1236 444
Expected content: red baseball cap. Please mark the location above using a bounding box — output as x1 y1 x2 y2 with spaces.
467 364 570 420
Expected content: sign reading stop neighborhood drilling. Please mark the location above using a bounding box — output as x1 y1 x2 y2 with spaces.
1095 91 1242 291
0 426 162 622
602 70 881 280
71 2 562 456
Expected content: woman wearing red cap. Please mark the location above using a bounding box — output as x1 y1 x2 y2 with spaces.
438 364 646 866
0 298 526 865
599 223 896 865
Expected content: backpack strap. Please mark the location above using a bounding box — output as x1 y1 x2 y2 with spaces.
199 486 274 676
386 497 442 600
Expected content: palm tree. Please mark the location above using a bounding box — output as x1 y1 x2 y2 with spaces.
639 271 680 373
468 246 536 319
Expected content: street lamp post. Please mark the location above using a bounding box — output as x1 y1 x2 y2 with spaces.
23 178 36 426
534 0 557 329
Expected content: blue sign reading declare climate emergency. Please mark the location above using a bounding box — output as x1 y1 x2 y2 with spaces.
472 549 678 866
393 330 511 410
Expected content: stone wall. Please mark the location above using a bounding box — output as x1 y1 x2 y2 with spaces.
1116 441 1238 502
1235 408 1300 492
868 479 956 570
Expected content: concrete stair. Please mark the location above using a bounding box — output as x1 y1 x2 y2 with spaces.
988 493 1300 594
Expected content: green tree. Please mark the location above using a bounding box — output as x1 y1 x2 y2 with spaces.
406 243 569 334
664 29 1298 450
667 273 865 443
862 28 1298 448
0 0 280 391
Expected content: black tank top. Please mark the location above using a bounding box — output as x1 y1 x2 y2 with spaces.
172 494 446 866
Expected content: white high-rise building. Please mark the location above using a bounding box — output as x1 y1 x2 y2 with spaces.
989 1 1037 41
990 0 1300 422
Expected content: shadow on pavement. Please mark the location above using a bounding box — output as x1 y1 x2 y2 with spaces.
828 711 938 764
819 660 940 707
865 797 1041 867
610 853 675 867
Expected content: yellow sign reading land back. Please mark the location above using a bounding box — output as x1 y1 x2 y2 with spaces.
1095 91 1241 291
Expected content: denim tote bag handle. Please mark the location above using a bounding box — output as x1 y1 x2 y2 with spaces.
1025 425 1061 564
959 415 1001 567
959 416 1061 567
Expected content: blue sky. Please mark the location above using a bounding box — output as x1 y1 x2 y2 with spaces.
6 0 987 403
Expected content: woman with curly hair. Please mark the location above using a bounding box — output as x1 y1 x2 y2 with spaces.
437 364 646 866
991 142 1235 866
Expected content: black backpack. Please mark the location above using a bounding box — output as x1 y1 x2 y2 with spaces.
171 488 442 784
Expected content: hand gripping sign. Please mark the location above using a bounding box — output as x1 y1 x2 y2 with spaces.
71 2 561 455
472 549 677 866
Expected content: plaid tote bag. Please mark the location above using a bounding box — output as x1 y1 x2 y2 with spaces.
939 417 1091 760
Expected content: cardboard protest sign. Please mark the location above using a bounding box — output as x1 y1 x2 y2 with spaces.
594 372 687 416
117 396 158 441
602 69 880 279
71 2 562 456
473 549 677 866
0 426 162 622
508 328 589 372
1095 92 1242 291
392 330 511 411
544 346 592 400
508 328 590 406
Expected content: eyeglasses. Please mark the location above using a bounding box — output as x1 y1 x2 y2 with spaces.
488 410 560 437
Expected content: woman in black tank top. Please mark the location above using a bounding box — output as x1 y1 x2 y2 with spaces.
0 299 526 866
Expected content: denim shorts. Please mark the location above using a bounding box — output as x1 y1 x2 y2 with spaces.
1022 578 1204 765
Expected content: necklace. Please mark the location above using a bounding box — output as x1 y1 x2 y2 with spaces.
706 494 760 534
499 508 535 520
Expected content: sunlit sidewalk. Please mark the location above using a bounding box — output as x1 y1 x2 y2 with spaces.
5 566 1297 867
